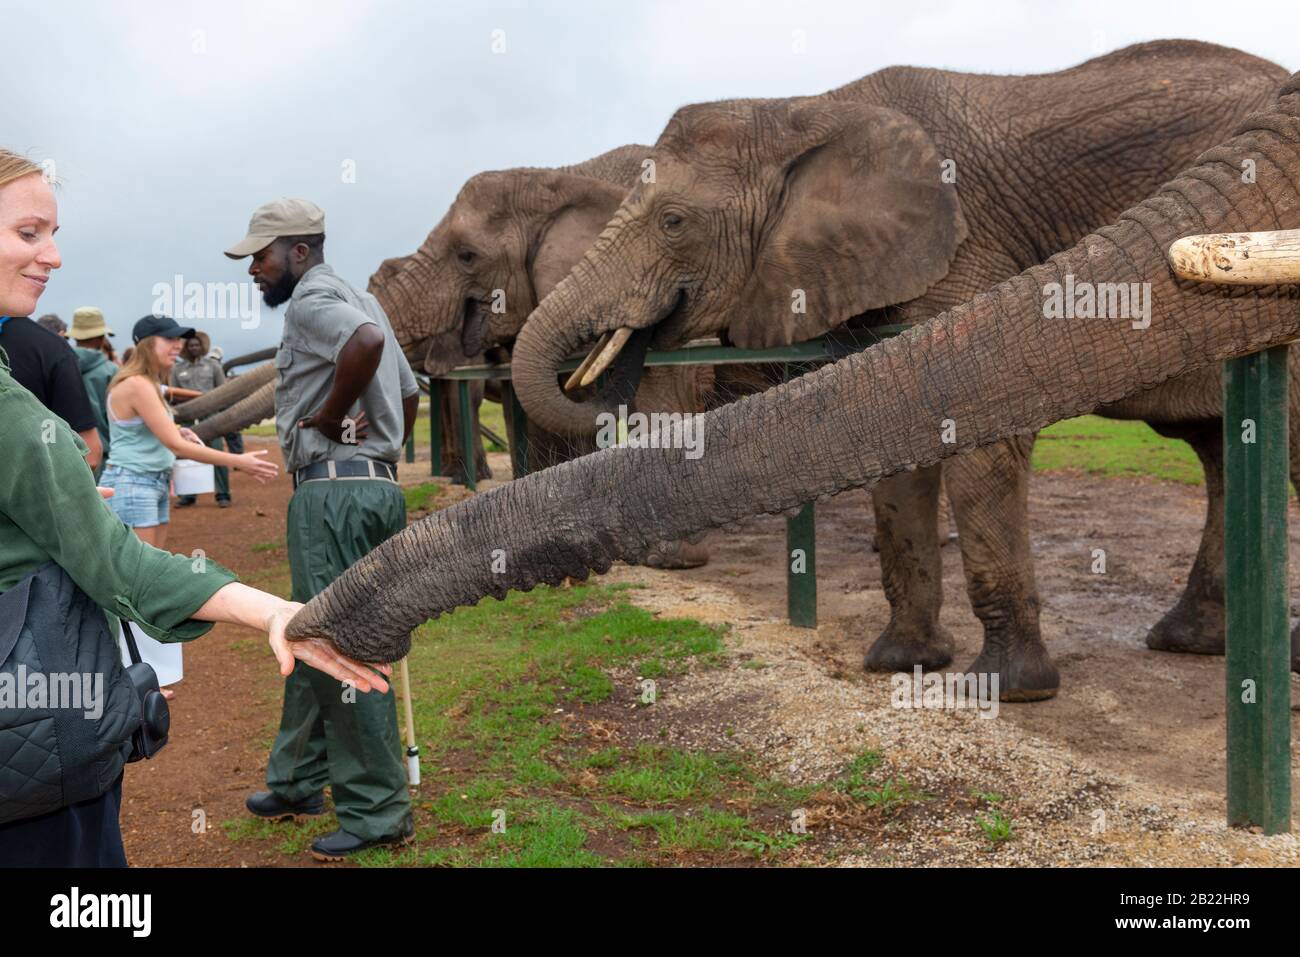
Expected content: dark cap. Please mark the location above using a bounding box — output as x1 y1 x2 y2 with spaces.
132 315 196 344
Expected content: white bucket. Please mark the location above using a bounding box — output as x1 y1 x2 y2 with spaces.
173 458 215 495
119 620 184 687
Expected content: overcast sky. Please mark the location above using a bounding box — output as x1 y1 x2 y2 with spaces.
9 0 1298 357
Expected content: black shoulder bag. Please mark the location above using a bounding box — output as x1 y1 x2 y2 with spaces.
121 621 171 762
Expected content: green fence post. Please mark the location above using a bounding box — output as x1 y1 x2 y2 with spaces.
1223 345 1291 834
404 421 415 464
458 380 477 492
787 504 817 628
429 379 443 478
500 380 529 479
784 362 817 628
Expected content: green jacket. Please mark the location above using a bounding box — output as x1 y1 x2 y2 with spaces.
74 346 114 462
0 362 236 643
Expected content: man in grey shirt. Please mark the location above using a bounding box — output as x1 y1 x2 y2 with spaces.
224 198 418 861
171 331 232 506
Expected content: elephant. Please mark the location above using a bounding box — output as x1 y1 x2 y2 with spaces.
367 143 720 567
497 39 1290 700
285 67 1300 678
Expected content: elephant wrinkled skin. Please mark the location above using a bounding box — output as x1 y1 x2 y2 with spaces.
368 144 717 567
287 69 1300 698
506 40 1290 699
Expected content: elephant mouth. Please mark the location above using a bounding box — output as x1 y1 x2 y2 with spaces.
651 288 692 351
461 297 490 357
562 289 688 405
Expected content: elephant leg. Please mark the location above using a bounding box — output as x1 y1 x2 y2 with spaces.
864 465 955 671
944 434 1059 701
1145 420 1228 655
439 381 492 484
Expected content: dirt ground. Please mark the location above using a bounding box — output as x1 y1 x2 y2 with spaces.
122 438 1300 866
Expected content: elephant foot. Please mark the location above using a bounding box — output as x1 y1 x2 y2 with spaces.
642 539 710 570
964 638 1059 702
1145 598 1225 656
864 619 955 672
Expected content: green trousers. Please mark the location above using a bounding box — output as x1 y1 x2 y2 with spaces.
266 477 411 840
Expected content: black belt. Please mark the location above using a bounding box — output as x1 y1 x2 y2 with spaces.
293 459 398 490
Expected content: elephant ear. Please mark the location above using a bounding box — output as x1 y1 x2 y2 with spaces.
730 105 968 349
529 175 628 301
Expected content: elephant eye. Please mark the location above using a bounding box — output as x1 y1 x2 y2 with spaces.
661 212 684 231
457 248 477 265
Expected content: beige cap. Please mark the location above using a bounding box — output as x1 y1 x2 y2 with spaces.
68 306 114 340
224 198 325 259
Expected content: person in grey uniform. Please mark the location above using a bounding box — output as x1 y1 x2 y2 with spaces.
171 330 232 506
224 198 419 861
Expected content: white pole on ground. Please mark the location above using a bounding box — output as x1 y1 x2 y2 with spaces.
399 657 420 787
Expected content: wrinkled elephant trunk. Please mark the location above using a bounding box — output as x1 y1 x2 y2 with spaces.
287 82 1300 663
511 224 667 439
192 380 276 441
172 360 276 421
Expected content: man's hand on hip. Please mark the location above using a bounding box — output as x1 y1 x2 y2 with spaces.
298 408 370 445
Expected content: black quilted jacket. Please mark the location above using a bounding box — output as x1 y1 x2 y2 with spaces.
0 562 140 825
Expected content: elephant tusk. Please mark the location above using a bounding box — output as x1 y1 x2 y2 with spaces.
578 327 634 388
563 330 612 393
1168 229 1300 285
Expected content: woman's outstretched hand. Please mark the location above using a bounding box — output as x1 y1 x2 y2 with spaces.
194 583 391 693
236 449 280 483
265 601 392 692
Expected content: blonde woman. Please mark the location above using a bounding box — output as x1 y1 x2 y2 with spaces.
0 148 388 866
100 315 278 548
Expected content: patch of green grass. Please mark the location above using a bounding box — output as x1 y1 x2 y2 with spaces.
602 745 747 804
220 813 337 855
830 749 884 801
1034 415 1201 484
224 579 814 867
860 778 923 814
402 481 444 513
976 808 1015 844
583 747 621 769
250 538 284 553
475 804 603 867
596 804 806 859
407 584 725 768
830 750 926 816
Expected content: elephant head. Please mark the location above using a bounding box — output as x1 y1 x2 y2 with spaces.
369 145 648 376
511 95 968 436
286 73 1300 668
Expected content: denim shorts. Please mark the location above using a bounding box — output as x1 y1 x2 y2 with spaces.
100 464 172 528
